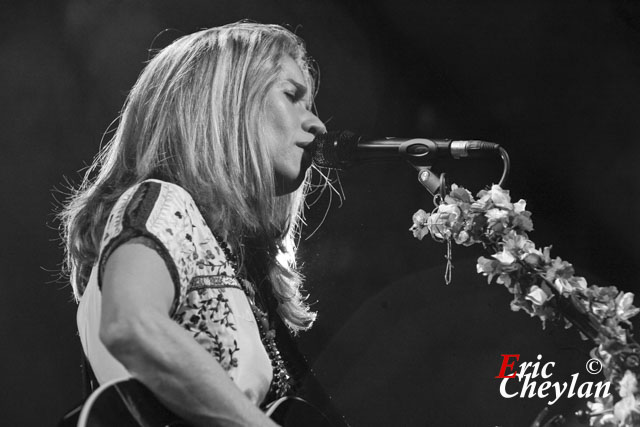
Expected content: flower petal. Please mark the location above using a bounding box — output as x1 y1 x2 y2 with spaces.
525 285 549 306
493 249 516 265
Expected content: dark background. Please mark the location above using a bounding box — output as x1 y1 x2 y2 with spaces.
2 0 640 425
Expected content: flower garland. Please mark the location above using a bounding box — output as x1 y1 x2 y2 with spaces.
410 184 640 426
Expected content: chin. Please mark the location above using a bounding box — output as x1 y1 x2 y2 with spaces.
275 166 308 196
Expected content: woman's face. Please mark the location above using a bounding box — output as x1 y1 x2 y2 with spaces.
262 56 325 195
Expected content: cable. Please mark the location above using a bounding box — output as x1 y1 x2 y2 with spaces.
498 146 511 187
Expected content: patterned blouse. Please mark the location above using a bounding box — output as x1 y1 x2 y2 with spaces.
77 179 273 405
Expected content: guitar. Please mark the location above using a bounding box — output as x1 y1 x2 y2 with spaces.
73 378 335 427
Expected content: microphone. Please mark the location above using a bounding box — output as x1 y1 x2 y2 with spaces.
312 130 502 168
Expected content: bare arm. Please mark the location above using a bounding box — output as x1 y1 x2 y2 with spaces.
99 241 279 427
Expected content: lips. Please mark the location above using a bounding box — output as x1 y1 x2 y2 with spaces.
295 140 314 149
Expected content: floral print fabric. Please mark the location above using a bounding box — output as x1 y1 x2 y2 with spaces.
91 179 272 400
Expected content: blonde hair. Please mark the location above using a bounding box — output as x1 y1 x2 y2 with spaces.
60 22 318 331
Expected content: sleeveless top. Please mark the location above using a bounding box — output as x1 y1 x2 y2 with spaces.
76 179 273 405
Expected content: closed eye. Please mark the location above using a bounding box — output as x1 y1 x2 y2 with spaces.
284 79 308 105
285 91 299 102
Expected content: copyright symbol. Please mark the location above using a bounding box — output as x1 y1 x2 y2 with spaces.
586 358 603 375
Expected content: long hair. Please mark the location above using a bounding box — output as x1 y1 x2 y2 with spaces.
60 22 318 331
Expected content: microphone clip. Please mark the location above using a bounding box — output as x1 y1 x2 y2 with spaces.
415 166 447 198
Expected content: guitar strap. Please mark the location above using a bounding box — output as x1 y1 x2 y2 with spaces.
272 313 351 427
56 349 98 426
81 349 99 398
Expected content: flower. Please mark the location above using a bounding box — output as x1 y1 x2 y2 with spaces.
613 395 640 425
426 204 461 240
619 371 638 398
410 209 430 240
512 211 534 232
544 257 575 283
486 208 509 222
522 253 541 266
454 229 470 245
502 231 536 255
489 185 512 207
477 256 502 283
436 203 461 221
513 199 527 213
587 395 616 426
477 184 513 209
412 209 429 226
411 183 640 427
446 184 473 205
616 293 640 323
525 285 549 306
553 278 574 295
572 276 588 290
493 248 516 266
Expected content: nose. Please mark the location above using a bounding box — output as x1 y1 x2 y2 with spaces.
302 110 326 136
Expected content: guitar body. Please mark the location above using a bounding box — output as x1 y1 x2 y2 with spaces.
76 378 334 427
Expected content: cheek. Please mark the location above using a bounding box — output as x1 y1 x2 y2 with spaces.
271 104 294 134
264 102 295 152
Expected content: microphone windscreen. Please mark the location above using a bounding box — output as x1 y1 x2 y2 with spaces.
311 130 359 168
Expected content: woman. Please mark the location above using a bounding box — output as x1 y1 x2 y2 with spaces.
60 22 326 426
